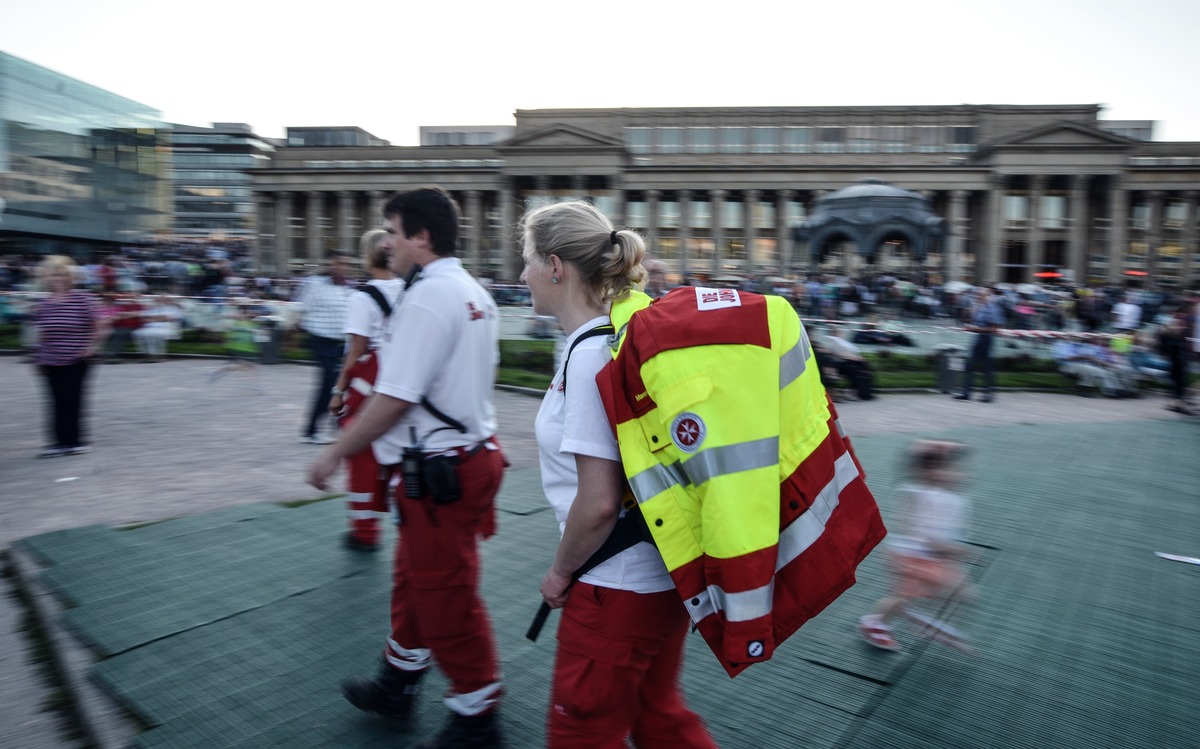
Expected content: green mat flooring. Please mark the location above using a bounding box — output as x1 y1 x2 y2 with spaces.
17 421 1200 748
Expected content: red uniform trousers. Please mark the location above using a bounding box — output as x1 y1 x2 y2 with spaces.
343 439 388 546
386 444 506 716
549 582 718 749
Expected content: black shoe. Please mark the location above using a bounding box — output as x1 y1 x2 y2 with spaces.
953 393 971 401
416 711 502 749
978 394 994 403
343 533 379 552
342 664 425 725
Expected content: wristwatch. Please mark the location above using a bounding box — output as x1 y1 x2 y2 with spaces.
330 386 344 396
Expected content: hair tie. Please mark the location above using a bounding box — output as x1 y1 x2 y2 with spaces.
610 231 619 246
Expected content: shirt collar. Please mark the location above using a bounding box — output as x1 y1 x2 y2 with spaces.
420 256 463 277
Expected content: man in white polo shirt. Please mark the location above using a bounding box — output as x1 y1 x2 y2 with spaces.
307 187 506 749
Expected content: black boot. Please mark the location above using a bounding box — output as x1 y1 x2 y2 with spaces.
415 711 503 749
341 663 425 725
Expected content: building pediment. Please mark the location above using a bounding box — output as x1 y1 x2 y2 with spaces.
500 123 624 150
986 121 1133 150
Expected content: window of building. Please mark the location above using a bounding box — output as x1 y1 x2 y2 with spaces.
625 201 648 228
659 200 680 228
1041 195 1067 229
848 126 876 153
691 201 712 227
816 127 845 153
721 201 742 229
782 127 812 153
912 126 943 153
1003 194 1029 227
688 127 716 154
751 127 779 154
720 127 748 153
625 127 652 154
880 126 907 153
947 126 977 152
657 127 684 154
1164 201 1187 227
1130 202 1150 231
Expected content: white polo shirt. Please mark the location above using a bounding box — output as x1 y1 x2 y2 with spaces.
344 278 404 348
372 258 499 462
534 317 673 594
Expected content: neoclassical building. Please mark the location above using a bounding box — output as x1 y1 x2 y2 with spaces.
249 105 1200 287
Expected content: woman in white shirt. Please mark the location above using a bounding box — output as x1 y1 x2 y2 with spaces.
520 201 717 749
329 228 402 551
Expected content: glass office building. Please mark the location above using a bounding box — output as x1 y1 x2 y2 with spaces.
0 51 169 258
169 122 274 240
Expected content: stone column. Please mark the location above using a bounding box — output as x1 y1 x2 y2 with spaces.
306 191 323 262
499 181 519 281
677 189 692 283
982 176 1004 285
645 189 661 258
1107 178 1128 285
464 190 482 272
534 175 551 209
744 189 760 277
570 175 588 200
1026 175 1046 282
275 191 293 273
947 190 969 282
1068 175 1089 284
337 191 354 252
255 192 274 274
710 189 726 273
367 190 386 228
609 175 625 226
775 189 794 276
1182 191 1198 287
1146 190 1164 283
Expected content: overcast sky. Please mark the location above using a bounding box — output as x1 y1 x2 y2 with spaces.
4 0 1199 144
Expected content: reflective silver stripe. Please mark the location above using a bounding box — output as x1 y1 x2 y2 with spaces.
682 437 778 488
444 680 503 717
628 437 777 500
779 326 811 389
685 579 776 623
683 450 861 625
777 451 859 570
628 461 689 502
385 638 431 672
349 376 373 397
834 418 847 439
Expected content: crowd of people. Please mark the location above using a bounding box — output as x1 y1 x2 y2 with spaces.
11 186 1199 748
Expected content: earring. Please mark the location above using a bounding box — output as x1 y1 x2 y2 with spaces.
551 276 559 284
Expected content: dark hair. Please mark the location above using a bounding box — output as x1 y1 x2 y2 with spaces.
383 187 460 257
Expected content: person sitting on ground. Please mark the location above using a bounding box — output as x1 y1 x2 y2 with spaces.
101 292 144 362
812 327 876 401
132 295 183 362
1051 337 1138 398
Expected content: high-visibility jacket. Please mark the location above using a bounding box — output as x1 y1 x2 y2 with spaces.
596 287 886 677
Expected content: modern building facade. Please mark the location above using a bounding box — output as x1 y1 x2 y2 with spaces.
250 104 1200 287
0 51 169 258
168 122 274 241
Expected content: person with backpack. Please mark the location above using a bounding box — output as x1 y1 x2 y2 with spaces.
521 201 718 749
308 188 507 749
327 228 403 551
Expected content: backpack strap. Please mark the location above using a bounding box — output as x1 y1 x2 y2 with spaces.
561 324 614 393
359 284 393 318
